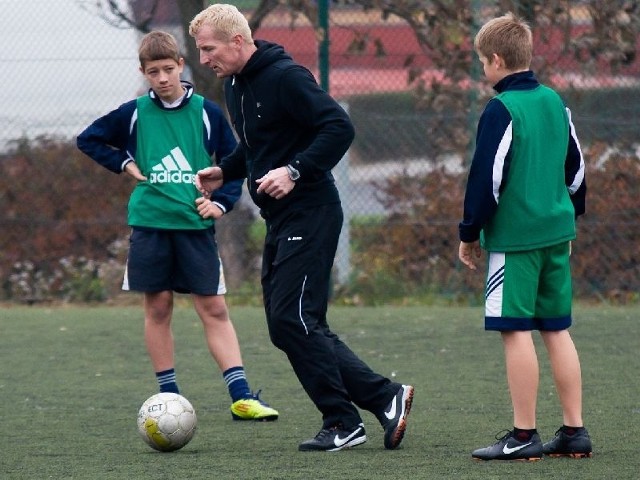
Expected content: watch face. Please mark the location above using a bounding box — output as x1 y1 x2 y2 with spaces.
287 165 300 180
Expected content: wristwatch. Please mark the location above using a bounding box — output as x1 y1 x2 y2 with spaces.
285 164 300 181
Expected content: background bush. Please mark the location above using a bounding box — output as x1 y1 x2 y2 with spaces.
0 137 131 302
2 135 636 305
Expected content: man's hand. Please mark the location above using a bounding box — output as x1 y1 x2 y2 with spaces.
458 240 482 270
124 162 147 181
255 166 295 199
195 197 224 219
195 167 224 197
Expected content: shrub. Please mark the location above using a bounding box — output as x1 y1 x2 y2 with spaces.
340 167 479 305
0 136 132 302
341 143 640 305
572 144 640 302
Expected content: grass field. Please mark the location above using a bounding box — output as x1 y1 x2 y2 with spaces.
1 303 638 479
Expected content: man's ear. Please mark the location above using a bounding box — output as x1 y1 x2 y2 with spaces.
232 34 244 48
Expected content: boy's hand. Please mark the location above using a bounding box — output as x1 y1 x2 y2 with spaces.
124 162 147 181
195 197 224 219
195 167 223 197
458 241 482 270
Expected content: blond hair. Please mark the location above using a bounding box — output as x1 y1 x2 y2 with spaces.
189 4 253 43
138 31 181 69
474 12 532 70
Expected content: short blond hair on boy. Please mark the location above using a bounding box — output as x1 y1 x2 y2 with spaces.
474 12 532 70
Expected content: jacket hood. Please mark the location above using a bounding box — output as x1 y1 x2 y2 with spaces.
239 40 293 77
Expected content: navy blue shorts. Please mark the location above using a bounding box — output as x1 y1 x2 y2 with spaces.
122 227 226 295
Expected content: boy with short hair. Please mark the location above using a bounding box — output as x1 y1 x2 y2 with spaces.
77 31 278 422
458 13 591 461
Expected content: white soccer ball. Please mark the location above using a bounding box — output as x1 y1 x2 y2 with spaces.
137 392 197 452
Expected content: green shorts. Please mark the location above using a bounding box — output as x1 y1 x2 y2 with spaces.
485 242 572 331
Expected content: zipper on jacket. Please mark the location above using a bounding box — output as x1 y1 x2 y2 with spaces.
232 75 251 150
240 92 251 149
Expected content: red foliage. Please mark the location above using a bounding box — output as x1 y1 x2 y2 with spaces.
0 137 132 293
348 146 640 304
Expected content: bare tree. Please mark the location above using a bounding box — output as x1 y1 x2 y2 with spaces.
84 0 639 114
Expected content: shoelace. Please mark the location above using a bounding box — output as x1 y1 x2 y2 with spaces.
251 389 270 406
493 429 513 443
315 424 342 439
314 429 333 440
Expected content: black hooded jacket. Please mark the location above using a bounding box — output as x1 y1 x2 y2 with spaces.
219 40 355 218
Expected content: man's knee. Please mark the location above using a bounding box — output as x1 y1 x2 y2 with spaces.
267 314 307 352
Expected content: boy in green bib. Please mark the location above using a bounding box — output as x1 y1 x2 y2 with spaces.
77 31 278 422
458 13 590 461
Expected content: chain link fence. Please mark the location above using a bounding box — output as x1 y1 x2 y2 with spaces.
1 0 639 304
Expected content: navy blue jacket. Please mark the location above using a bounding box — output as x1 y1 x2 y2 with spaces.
219 41 354 218
76 82 242 214
459 71 586 243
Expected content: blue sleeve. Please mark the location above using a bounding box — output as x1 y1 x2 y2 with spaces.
459 99 513 242
76 100 137 173
202 100 242 214
564 108 586 217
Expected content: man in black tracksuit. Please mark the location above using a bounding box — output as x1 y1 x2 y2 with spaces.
189 4 414 451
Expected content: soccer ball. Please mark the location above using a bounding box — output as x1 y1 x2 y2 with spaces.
137 392 197 452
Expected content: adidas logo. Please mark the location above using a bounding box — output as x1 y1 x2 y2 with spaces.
148 147 195 184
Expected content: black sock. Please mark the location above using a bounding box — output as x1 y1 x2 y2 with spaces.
513 427 537 442
561 425 584 436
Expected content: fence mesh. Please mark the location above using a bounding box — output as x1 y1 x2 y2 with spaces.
1 0 639 304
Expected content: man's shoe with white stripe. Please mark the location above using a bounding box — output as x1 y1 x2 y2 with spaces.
381 384 414 449
298 424 367 452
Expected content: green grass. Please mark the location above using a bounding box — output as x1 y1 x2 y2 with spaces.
1 303 638 479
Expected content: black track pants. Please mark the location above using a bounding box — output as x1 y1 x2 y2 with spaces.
261 203 399 430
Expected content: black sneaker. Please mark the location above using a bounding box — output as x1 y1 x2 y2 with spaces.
298 424 367 452
543 427 593 458
472 430 543 461
381 384 414 450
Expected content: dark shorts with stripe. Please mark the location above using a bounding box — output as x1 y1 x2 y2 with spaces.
122 226 226 295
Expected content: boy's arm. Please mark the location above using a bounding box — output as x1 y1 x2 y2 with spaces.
459 99 513 242
76 101 137 174
565 107 586 217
